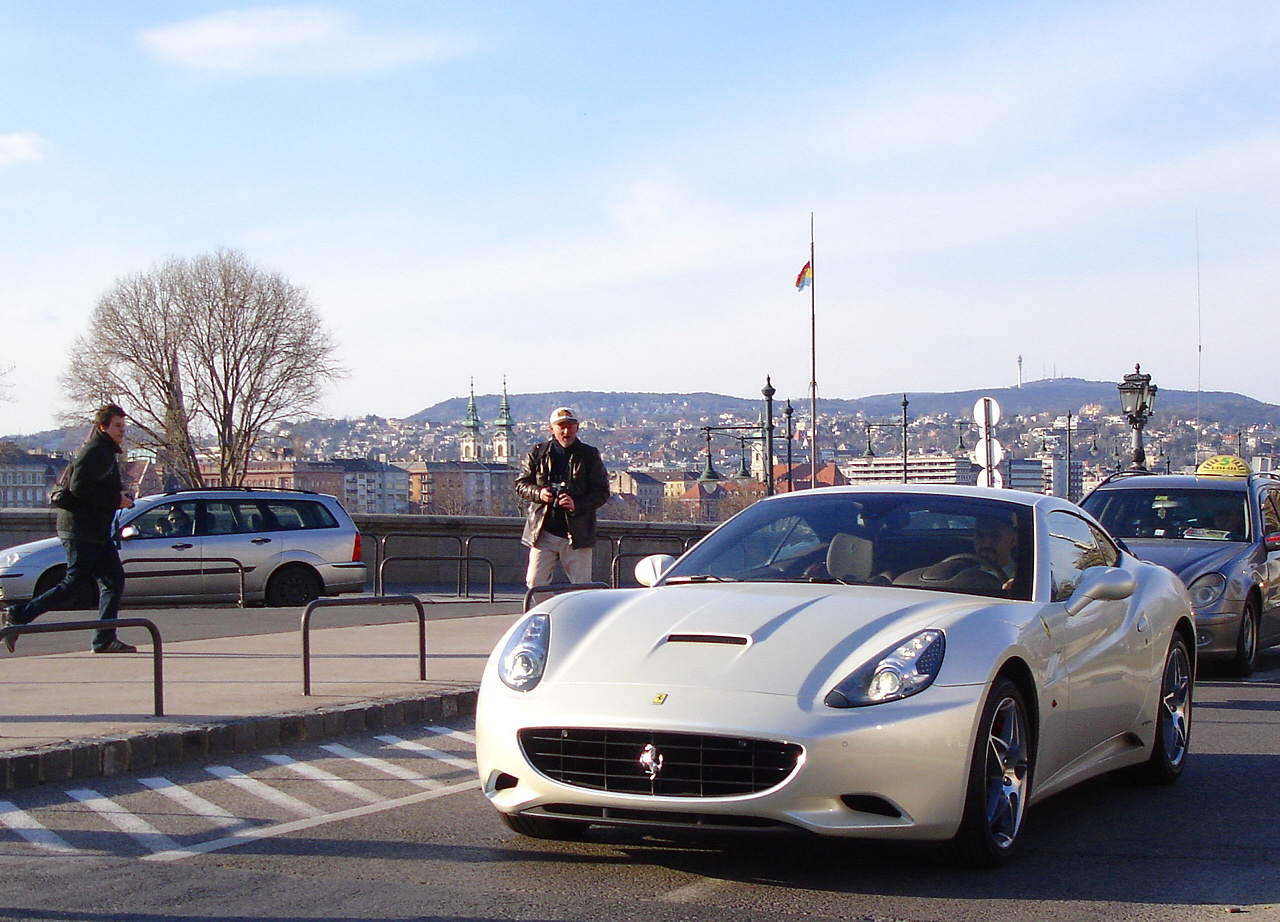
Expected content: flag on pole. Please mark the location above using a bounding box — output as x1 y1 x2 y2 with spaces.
795 261 812 291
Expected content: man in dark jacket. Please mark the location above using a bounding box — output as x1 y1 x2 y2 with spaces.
515 407 610 589
3 404 136 654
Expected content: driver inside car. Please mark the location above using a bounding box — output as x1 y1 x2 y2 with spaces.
972 514 1019 589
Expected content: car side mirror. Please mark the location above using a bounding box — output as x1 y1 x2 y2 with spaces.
635 554 676 587
118 525 140 541
1063 566 1136 617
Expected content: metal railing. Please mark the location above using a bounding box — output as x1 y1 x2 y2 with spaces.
120 555 247 607
0 618 164 716
523 581 609 612
300 595 429 696
377 555 496 603
373 533 467 595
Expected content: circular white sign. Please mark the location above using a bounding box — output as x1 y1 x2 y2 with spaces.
972 437 1004 470
973 396 1002 431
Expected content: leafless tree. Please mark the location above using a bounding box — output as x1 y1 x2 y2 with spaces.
62 249 344 486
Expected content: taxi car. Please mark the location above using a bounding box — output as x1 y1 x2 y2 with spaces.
1081 455 1280 676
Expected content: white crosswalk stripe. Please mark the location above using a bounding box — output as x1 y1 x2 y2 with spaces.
319 743 443 789
424 725 477 744
205 765 327 818
66 788 182 853
138 776 248 832
376 734 478 771
261 754 385 803
0 723 478 861
0 802 76 853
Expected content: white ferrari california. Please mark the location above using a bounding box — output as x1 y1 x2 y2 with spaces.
476 484 1195 866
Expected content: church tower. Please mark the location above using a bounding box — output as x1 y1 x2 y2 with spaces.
492 379 514 465
461 380 483 462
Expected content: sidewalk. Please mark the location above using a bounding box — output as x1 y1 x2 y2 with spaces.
0 601 523 792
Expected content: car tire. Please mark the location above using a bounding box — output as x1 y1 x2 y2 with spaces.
950 677 1032 868
34 567 96 611
263 565 322 608
1225 597 1259 678
500 812 589 840
1116 633 1193 785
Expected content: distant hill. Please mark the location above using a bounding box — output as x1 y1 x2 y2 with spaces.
411 380 1280 428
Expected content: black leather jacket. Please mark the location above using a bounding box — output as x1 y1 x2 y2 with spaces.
56 428 124 542
516 439 610 549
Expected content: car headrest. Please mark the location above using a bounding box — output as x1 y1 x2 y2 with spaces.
826 533 874 582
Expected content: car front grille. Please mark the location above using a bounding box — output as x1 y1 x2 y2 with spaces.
518 728 803 797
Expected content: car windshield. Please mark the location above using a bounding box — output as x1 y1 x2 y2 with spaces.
1082 488 1250 542
664 492 1034 601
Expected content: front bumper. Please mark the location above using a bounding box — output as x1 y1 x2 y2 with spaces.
1193 604 1245 658
476 679 985 842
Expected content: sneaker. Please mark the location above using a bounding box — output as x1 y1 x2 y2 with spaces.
92 639 137 654
1 608 16 654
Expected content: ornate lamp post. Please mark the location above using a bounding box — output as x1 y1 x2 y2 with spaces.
762 377 776 495
1117 364 1157 471
783 401 794 492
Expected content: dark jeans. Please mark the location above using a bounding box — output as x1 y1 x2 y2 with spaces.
9 535 126 651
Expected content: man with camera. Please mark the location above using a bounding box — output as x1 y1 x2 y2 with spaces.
516 407 610 589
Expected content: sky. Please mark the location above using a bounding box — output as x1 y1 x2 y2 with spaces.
2 1 1279 435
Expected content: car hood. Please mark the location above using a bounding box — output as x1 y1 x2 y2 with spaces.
1121 539 1248 583
0 536 62 563
539 582 1016 699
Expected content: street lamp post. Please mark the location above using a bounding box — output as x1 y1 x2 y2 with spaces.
863 397 911 483
783 401 794 492
762 377 776 496
1117 364 1157 471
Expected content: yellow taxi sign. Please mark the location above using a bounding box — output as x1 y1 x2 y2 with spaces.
1196 455 1251 477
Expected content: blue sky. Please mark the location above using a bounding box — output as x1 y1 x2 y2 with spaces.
2 1 1278 435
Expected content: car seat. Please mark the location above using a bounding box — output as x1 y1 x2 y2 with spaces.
825 533 874 582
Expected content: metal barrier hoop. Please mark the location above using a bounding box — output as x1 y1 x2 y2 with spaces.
0 618 164 716
300 595 429 696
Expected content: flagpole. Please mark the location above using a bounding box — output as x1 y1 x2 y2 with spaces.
808 213 817 490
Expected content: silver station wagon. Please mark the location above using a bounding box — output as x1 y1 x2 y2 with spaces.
0 488 367 608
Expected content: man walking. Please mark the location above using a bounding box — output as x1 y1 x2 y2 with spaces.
516 407 610 589
3 403 136 654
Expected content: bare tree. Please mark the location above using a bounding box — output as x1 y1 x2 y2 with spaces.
63 249 344 486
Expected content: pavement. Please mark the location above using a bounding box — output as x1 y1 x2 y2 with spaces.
0 596 525 792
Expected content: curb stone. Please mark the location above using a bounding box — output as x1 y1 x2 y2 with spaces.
0 688 478 792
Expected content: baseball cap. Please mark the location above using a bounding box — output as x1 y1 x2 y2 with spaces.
549 407 578 425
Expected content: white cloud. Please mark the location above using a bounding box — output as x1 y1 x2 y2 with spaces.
0 132 46 168
137 7 466 75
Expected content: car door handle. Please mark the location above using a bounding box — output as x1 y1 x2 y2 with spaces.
251 537 273 545
170 542 194 550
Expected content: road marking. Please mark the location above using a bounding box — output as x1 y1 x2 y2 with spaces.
377 734 477 771
205 766 325 818
66 789 181 853
319 743 443 789
138 777 248 832
0 802 77 853
425 725 477 744
261 754 384 804
144 779 480 862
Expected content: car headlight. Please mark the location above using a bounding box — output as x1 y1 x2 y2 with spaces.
497 613 550 691
1186 573 1227 610
825 629 945 708
0 552 22 568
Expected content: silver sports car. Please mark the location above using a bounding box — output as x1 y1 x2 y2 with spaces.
476 485 1195 866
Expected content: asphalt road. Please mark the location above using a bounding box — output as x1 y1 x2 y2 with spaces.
0 651 1277 921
